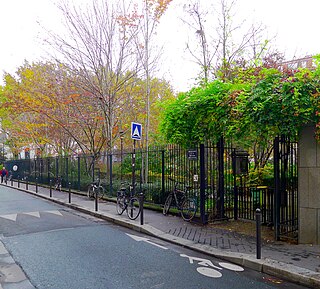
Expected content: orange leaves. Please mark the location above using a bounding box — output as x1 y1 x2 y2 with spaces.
116 4 143 30
1 62 95 153
154 0 173 20
117 0 173 28
146 0 173 21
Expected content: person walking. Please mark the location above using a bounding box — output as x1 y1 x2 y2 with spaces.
1 167 8 183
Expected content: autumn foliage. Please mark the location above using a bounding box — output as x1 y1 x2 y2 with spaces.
0 61 174 156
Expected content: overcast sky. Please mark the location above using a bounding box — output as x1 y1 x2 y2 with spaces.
0 0 319 91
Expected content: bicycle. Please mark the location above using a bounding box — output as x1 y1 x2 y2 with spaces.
54 176 62 191
163 178 197 221
116 183 141 220
87 178 105 199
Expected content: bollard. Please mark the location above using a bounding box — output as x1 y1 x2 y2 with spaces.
36 178 38 193
26 177 28 191
95 191 98 212
140 192 144 225
49 179 52 198
18 176 20 188
68 182 71 203
256 208 262 259
11 177 13 186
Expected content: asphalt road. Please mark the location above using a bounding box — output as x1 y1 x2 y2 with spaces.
0 186 309 289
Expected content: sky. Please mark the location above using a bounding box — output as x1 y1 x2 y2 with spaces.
0 0 319 92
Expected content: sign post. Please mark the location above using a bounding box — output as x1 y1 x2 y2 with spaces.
131 122 142 223
131 122 142 195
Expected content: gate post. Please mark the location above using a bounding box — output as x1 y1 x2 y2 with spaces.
199 144 207 224
232 149 238 220
274 136 280 240
217 136 225 219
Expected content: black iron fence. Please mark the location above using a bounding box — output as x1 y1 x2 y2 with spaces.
4 136 298 241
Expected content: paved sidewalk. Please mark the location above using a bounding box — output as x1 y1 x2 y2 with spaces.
2 183 320 288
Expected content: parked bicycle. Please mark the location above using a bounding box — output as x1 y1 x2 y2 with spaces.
54 176 62 191
116 183 141 220
87 178 105 199
163 178 197 221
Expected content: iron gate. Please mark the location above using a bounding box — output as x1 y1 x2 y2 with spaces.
274 135 298 241
160 139 235 224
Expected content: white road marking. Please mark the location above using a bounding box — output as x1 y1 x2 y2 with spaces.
126 233 168 250
180 254 222 270
0 214 17 221
24 212 40 218
0 210 63 221
45 210 63 216
197 267 222 278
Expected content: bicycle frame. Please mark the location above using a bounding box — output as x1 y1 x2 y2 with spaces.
163 180 197 221
116 184 141 220
87 178 104 199
172 187 187 210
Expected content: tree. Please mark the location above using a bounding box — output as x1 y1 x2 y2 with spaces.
108 74 175 151
134 0 173 148
181 0 218 84
129 0 173 182
160 80 249 147
1 60 175 158
180 0 271 84
45 0 144 153
1 62 108 156
160 55 320 173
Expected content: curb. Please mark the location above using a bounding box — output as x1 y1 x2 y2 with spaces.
3 185 320 289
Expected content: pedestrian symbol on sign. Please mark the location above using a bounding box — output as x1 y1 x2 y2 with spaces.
131 122 142 140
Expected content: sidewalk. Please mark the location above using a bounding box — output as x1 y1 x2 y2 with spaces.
3 182 320 288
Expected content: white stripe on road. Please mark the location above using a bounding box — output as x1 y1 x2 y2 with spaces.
24 212 40 218
45 210 63 216
126 233 168 250
0 214 17 221
0 210 63 222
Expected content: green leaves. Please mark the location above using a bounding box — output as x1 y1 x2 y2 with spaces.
160 80 249 146
160 58 320 147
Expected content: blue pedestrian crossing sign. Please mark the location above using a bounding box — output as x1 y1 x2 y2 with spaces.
131 122 142 140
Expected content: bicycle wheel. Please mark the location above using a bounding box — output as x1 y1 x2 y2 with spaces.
116 194 126 215
87 185 95 199
126 197 141 220
97 186 105 199
181 198 197 221
163 194 172 215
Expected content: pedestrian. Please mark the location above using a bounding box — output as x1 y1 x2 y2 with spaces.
1 167 8 183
